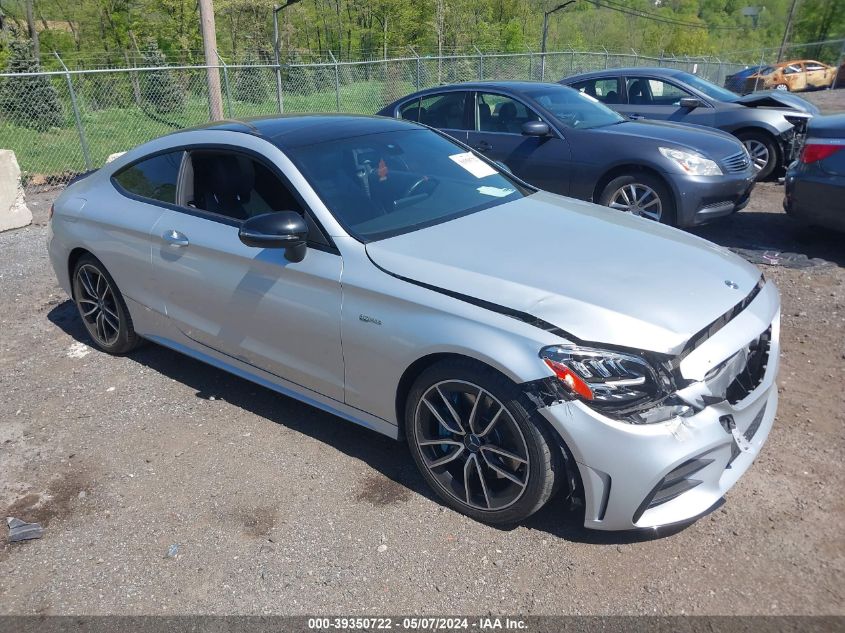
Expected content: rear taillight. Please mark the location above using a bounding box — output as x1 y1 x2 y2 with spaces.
800 142 844 164
48 203 55 221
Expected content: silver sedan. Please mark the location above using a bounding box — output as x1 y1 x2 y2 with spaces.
48 115 780 530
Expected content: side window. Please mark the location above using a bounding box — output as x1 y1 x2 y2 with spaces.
398 98 422 122
570 78 622 104
805 62 826 71
416 92 470 130
113 151 183 204
627 78 692 105
783 64 802 75
477 93 539 134
186 150 304 222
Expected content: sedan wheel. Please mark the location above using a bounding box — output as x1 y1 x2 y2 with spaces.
607 183 663 221
775 84 789 91
742 138 770 173
72 254 141 354
598 173 677 226
405 360 562 524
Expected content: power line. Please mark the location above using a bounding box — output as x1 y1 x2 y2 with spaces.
585 0 744 31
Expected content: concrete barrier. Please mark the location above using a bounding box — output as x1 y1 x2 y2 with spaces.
0 150 32 232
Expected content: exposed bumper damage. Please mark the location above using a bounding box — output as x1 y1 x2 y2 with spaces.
530 281 780 531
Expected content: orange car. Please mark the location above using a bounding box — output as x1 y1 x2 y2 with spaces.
748 60 837 92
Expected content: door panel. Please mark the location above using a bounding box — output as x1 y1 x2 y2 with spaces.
468 92 571 195
152 210 345 401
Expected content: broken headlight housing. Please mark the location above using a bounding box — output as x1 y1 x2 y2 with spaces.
540 345 690 424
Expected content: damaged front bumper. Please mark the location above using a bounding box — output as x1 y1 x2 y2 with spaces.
538 281 780 531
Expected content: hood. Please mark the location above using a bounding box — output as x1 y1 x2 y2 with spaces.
595 119 741 157
735 91 820 115
366 192 762 355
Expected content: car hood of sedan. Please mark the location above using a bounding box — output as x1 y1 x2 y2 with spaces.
735 90 820 115
594 119 741 155
366 191 762 355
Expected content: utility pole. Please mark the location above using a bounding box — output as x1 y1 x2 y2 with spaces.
540 2 576 80
777 0 799 63
25 0 39 62
198 0 224 120
274 1 301 114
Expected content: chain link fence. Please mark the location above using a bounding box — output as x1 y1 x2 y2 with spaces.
1 41 842 184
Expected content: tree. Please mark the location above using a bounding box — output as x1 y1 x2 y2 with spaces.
139 39 186 113
234 52 269 103
0 39 63 131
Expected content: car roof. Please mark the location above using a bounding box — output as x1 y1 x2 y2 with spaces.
181 114 418 148
393 80 568 96
561 67 687 82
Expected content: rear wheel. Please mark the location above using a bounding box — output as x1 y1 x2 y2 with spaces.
737 130 779 181
405 359 561 525
72 254 141 355
598 173 677 226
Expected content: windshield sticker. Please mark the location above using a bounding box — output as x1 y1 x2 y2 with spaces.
449 152 497 178
477 186 515 197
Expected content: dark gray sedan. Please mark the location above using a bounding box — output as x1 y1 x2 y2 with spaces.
784 114 845 232
560 68 818 180
378 81 755 228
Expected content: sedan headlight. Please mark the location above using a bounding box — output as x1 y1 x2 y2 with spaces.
540 345 690 424
659 147 723 176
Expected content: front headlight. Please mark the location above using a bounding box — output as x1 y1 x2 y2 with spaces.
540 345 690 424
659 147 723 176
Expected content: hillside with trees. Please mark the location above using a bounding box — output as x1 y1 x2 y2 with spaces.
0 0 841 70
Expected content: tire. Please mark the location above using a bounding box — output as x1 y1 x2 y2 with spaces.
71 253 141 355
405 358 562 525
736 130 780 181
774 83 789 91
598 172 677 226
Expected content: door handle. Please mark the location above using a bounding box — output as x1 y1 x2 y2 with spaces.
475 141 493 152
162 230 189 247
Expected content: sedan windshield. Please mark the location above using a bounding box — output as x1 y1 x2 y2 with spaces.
291 129 528 242
522 84 624 129
675 72 740 102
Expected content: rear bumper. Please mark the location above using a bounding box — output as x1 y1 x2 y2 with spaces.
784 164 845 232
539 282 780 531
670 170 757 228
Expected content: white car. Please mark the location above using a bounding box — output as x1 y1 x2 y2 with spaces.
48 115 780 530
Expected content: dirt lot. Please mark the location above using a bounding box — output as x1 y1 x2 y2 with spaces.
1 97 844 616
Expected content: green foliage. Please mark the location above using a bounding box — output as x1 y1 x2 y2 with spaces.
0 40 64 132
234 54 270 103
139 40 186 113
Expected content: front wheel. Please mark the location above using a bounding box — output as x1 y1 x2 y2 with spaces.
598 173 677 226
405 359 561 525
737 131 780 181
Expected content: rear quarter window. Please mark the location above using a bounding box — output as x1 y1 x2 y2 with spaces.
113 151 184 204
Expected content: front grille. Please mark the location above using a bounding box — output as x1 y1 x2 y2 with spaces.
723 150 751 173
726 327 772 404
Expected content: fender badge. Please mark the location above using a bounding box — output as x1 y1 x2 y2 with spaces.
359 314 382 325
724 280 739 290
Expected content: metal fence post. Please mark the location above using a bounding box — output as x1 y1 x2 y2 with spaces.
569 45 575 75
474 46 484 80
410 46 421 89
216 52 233 118
329 50 341 111
54 52 92 170
602 46 609 69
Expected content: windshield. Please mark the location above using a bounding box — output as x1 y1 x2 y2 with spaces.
522 84 624 129
291 129 528 242
675 72 740 102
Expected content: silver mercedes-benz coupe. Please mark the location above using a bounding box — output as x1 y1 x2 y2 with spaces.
48 115 780 531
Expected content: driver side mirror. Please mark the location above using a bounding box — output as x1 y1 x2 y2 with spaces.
679 97 702 109
239 211 308 263
521 121 550 137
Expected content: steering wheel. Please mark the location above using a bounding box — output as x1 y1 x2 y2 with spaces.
403 176 438 199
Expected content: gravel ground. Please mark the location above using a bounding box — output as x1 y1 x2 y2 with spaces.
1 101 843 616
